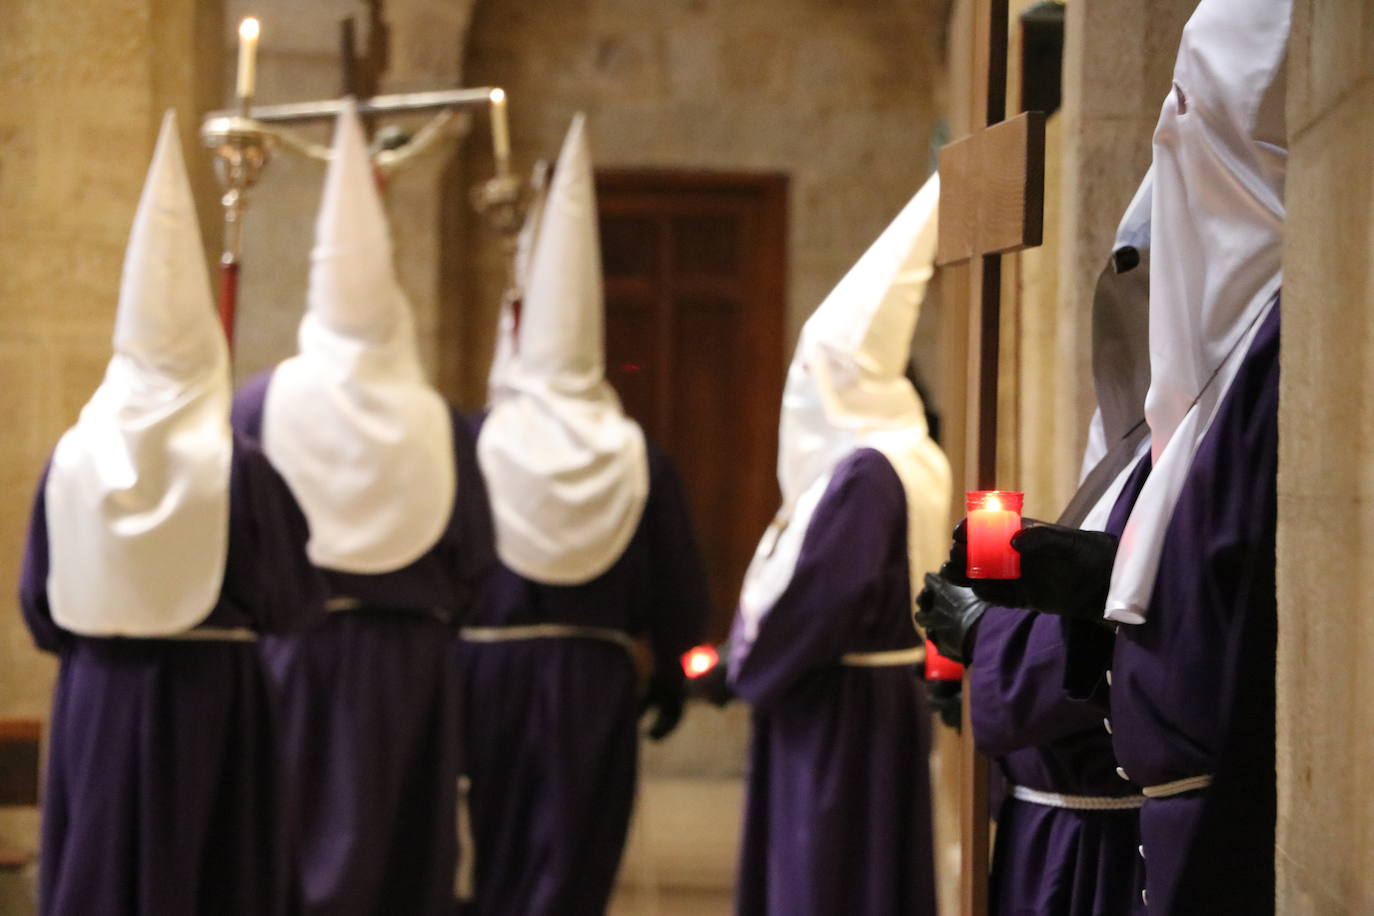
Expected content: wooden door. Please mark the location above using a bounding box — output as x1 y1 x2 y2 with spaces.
597 171 787 639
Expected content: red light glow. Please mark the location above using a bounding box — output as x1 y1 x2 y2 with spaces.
681 644 719 678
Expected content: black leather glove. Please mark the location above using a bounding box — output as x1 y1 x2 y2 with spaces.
684 645 734 707
914 570 988 665
641 674 687 741
926 678 963 731
951 519 1118 623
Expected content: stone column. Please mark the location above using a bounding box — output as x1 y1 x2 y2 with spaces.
1276 2 1374 911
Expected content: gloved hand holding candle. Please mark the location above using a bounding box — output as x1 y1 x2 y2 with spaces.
914 570 989 666
681 643 734 707
946 499 1120 624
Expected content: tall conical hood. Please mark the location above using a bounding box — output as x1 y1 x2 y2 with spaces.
737 172 950 652
1107 0 1289 625
801 171 941 391
113 113 225 378
46 110 233 635
516 114 605 389
308 100 407 341
262 99 456 574
478 114 649 585
779 172 942 510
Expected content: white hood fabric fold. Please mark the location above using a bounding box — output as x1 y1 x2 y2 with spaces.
737 174 951 643
478 115 649 584
45 111 232 636
1106 0 1289 625
263 100 456 574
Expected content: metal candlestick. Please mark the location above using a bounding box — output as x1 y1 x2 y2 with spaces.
201 98 276 347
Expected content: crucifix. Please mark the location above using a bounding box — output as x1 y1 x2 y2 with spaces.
935 0 1046 913
200 12 523 353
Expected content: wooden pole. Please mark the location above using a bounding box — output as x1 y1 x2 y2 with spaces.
935 2 1045 912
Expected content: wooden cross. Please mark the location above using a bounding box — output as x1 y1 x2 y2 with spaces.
935 1 1046 913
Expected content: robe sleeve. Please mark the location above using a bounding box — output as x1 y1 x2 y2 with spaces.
970 606 1108 755
451 410 497 609
730 449 904 712
229 370 272 443
228 440 327 634
18 463 67 654
637 450 710 681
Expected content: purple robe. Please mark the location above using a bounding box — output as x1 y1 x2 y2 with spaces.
1066 302 1280 912
970 456 1151 916
20 436 323 916
233 373 495 916
456 417 710 916
729 448 937 916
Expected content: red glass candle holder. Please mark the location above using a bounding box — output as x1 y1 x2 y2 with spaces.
681 644 720 679
966 490 1023 580
924 640 964 681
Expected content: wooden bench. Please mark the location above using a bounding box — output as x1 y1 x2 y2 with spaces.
0 718 41 870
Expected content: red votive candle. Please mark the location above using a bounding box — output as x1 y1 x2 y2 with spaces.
966 490 1023 580
681 644 719 679
924 640 964 681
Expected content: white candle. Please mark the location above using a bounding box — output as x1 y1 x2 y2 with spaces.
236 18 260 99
489 88 511 176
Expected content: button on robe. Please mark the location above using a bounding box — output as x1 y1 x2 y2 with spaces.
970 457 1151 916
1066 302 1280 912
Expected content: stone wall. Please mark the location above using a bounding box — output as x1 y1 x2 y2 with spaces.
0 0 224 868
454 0 947 406
1276 1 1374 910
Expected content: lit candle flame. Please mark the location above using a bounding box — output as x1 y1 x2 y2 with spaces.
986 494 1003 512
236 18 260 99
681 645 719 678
489 87 506 104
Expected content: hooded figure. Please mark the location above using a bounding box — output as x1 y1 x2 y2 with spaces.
457 116 709 916
21 111 322 916
1064 0 1288 909
232 101 494 916
919 170 1157 916
727 173 950 916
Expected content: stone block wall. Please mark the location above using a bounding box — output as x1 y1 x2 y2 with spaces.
1276 0 1374 910
455 0 947 406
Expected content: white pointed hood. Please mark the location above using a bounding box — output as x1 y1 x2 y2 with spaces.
263 100 456 573
737 173 951 644
478 115 649 584
46 111 232 636
1106 0 1289 624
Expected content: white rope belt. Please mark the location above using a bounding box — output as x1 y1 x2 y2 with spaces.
459 624 637 655
1010 785 1146 811
326 596 452 622
154 627 258 643
839 645 926 667
1141 774 1214 799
